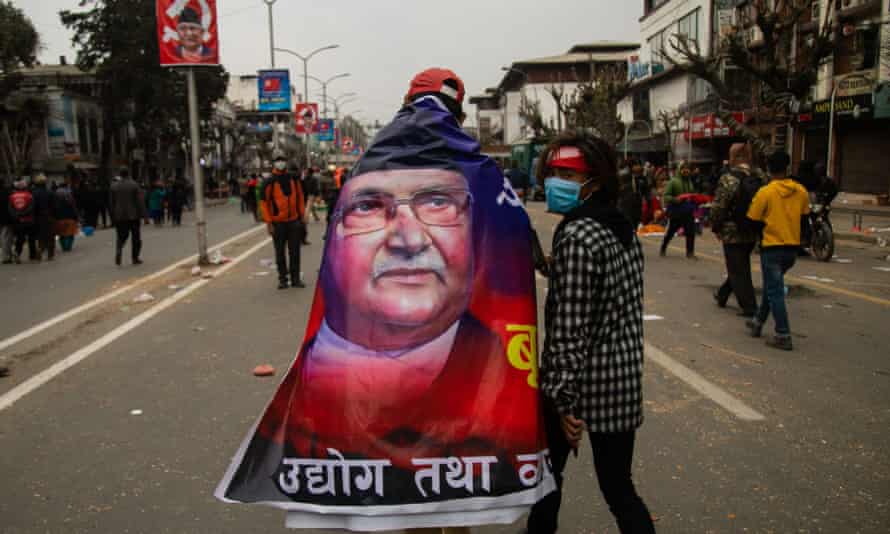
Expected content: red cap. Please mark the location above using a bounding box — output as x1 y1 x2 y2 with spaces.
407 68 465 104
548 146 591 173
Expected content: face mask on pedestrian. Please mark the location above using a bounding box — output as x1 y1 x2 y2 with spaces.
274 161 287 171
544 176 594 214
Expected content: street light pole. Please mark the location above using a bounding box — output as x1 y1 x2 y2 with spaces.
186 68 208 264
306 73 350 119
274 45 340 171
263 0 276 68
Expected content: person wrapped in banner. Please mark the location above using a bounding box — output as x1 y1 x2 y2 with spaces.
217 82 553 531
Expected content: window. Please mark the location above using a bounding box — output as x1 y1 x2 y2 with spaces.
677 9 700 45
633 89 651 122
648 30 666 64
645 0 670 15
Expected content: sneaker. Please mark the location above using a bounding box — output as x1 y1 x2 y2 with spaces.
291 281 306 288
713 291 727 308
132 258 143 265
686 253 697 260
659 248 666 257
277 281 288 290
746 318 763 338
766 335 793 351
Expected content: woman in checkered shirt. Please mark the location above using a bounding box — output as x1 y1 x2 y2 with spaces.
527 132 655 534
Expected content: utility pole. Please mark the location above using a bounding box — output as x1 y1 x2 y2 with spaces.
263 0 280 151
186 68 209 264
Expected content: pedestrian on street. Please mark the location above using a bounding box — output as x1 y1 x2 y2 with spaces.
710 143 766 317
617 160 648 229
529 131 656 534
8 179 37 263
746 151 810 351
301 167 320 245
167 180 187 226
245 173 259 221
262 153 306 289
505 159 531 204
96 180 110 228
660 160 697 258
52 181 80 252
32 174 55 261
148 181 166 226
0 178 14 263
109 168 147 266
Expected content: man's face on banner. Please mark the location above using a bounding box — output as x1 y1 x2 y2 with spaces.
324 168 473 350
177 22 203 53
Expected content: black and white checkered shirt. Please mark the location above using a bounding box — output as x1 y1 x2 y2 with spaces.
540 218 645 433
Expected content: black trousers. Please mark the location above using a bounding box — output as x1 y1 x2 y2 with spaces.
115 220 142 261
272 220 303 284
37 220 55 259
98 205 109 227
527 402 655 534
661 213 695 255
14 224 38 259
716 242 757 314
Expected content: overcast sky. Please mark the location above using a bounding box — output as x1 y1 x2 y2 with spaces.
17 0 642 127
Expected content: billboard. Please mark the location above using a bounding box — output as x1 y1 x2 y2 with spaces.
295 103 319 134
156 0 220 66
258 70 292 112
316 119 335 141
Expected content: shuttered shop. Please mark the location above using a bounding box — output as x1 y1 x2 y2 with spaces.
839 123 890 194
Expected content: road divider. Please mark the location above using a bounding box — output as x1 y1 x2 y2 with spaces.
0 224 265 355
0 236 272 413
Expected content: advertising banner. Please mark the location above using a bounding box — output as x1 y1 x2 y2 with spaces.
156 0 219 66
258 70 292 112
341 136 354 153
317 118 335 141
295 103 319 134
685 112 746 140
217 98 553 530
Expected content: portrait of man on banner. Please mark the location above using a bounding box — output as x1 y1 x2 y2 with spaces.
217 96 553 530
156 0 220 66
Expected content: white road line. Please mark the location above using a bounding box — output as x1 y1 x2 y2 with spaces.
645 342 766 422
0 236 272 413
0 224 264 354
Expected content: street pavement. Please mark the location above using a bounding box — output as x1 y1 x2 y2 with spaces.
1 201 888 533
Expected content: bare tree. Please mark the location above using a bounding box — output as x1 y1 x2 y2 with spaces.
517 95 553 140
564 62 629 146
657 108 683 168
666 0 836 156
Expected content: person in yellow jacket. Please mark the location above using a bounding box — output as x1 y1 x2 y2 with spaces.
745 151 810 351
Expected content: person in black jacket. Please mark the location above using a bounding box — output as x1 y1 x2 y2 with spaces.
31 175 55 261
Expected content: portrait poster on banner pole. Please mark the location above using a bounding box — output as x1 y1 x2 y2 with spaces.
216 98 554 530
156 0 220 66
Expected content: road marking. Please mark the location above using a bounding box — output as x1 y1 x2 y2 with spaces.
0 224 264 354
646 342 765 421
641 238 890 308
0 236 272 413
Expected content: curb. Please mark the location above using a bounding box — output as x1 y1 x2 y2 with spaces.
835 231 885 245
833 205 890 218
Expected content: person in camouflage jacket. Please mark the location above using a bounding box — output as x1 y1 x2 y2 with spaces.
710 143 765 317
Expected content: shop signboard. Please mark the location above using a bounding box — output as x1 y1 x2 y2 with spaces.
836 70 877 98
685 112 745 140
801 94 874 125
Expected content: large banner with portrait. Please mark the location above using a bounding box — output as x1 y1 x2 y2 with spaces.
216 98 553 530
156 0 219 66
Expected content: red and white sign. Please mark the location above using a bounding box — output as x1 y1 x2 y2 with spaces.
294 103 319 134
341 137 354 153
156 0 220 66
685 112 746 140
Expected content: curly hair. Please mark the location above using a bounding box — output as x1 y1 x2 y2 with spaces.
535 131 619 204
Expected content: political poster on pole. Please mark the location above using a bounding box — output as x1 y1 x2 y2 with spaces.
216 97 554 530
258 70 292 112
341 136 354 153
316 118 335 142
295 103 319 134
156 0 220 66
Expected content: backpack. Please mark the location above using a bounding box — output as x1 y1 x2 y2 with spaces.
9 190 34 223
730 170 763 233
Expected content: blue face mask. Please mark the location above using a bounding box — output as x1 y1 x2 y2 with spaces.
545 177 589 214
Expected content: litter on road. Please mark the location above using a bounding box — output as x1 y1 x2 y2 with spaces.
129 409 143 416
644 315 664 321
168 284 182 290
252 271 270 276
259 258 275 268
132 292 155 303
191 266 202 276
832 258 853 264
253 364 276 377
873 267 890 272
210 251 231 265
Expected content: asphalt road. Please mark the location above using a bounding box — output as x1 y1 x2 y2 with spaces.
1 201 888 533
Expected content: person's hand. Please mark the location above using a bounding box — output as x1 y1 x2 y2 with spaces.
266 223 273 236
560 414 585 449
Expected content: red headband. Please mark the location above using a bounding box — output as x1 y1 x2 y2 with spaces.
548 146 590 173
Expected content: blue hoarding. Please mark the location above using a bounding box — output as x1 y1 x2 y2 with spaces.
257 70 291 112
317 119 335 141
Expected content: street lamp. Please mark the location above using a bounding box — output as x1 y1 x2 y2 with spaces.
263 0 277 68
623 120 653 161
273 44 340 169
306 73 351 118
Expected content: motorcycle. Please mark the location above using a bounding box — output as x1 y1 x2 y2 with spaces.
806 190 835 262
